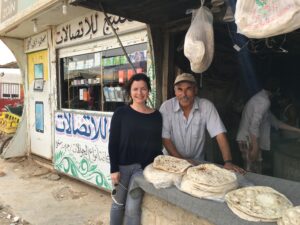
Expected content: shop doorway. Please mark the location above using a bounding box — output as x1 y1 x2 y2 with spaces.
27 50 52 159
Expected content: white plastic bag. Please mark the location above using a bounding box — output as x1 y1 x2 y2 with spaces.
143 163 183 189
184 0 214 73
235 0 300 38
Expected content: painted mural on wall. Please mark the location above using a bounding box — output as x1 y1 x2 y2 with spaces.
54 111 112 191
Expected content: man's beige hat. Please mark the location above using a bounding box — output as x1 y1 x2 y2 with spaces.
174 73 196 85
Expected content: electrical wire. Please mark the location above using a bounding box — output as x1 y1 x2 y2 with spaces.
97 1 137 73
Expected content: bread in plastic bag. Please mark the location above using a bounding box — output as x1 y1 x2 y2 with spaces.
143 163 183 189
184 3 214 73
235 0 300 38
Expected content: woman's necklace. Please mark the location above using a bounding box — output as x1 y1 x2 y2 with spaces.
131 103 153 114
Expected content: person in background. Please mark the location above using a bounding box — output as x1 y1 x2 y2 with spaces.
108 73 162 225
236 78 300 174
277 91 299 125
159 73 244 174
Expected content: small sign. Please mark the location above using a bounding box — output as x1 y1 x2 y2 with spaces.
34 63 44 79
68 62 76 71
1 0 17 23
34 79 44 91
35 101 44 133
76 61 84 70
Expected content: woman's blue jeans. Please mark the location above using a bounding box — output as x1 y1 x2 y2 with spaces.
110 164 144 225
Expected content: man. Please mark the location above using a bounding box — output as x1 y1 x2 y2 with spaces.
236 78 300 174
160 73 244 173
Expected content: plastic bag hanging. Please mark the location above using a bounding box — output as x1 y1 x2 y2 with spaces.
184 0 214 73
235 0 300 38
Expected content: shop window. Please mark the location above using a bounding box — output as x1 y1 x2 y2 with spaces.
0 83 20 99
59 43 148 112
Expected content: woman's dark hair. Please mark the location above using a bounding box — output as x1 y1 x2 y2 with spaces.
125 73 151 96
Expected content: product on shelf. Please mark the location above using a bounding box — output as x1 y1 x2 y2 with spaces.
127 69 134 80
108 87 116 101
114 87 124 102
118 70 126 84
103 87 110 101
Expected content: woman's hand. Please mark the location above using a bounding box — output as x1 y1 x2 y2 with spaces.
111 172 120 185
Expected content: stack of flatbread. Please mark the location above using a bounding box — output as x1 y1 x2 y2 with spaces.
225 186 293 222
277 206 300 225
144 155 192 189
152 155 192 173
179 163 238 200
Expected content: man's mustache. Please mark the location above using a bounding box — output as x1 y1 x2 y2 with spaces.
179 96 190 101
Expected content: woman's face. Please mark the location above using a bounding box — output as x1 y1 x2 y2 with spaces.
130 80 149 104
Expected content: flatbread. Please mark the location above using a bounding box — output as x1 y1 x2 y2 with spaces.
179 175 225 200
225 186 293 220
153 155 192 173
143 163 183 189
227 202 276 222
277 206 300 225
186 163 237 186
192 180 238 193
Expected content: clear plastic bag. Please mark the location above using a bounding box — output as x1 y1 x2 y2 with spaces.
235 0 300 38
184 0 214 73
143 163 184 189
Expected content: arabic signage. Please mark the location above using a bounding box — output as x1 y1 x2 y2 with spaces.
1 0 17 22
54 111 113 191
24 31 48 53
55 10 144 47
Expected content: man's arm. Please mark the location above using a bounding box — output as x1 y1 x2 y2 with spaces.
216 133 245 174
248 133 259 161
278 121 300 133
162 138 183 158
162 138 198 165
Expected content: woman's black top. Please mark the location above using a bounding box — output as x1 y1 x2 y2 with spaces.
108 105 162 173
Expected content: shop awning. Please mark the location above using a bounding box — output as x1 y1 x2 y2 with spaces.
70 0 201 25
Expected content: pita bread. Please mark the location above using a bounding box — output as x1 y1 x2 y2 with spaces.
227 202 276 222
186 163 237 186
153 155 192 173
192 180 238 193
225 186 293 221
277 206 300 225
143 163 183 189
179 175 225 200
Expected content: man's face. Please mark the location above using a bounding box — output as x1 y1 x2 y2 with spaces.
174 82 197 108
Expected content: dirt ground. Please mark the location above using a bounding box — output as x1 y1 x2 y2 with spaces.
0 156 112 225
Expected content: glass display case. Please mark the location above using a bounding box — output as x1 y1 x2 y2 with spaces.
59 43 147 112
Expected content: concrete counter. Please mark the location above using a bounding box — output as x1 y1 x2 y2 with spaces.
133 172 300 225
273 139 300 181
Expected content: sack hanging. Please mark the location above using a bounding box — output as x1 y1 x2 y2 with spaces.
235 0 300 38
184 0 214 73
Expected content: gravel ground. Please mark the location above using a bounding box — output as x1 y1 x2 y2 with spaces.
0 156 111 225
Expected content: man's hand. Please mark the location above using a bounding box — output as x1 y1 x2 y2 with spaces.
111 172 120 185
187 159 199 166
224 162 246 174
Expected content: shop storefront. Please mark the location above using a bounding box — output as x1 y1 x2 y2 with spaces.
53 11 152 190
0 1 154 191
68 1 300 225
2 1 300 224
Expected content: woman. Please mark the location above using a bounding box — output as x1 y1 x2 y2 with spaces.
108 73 162 225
